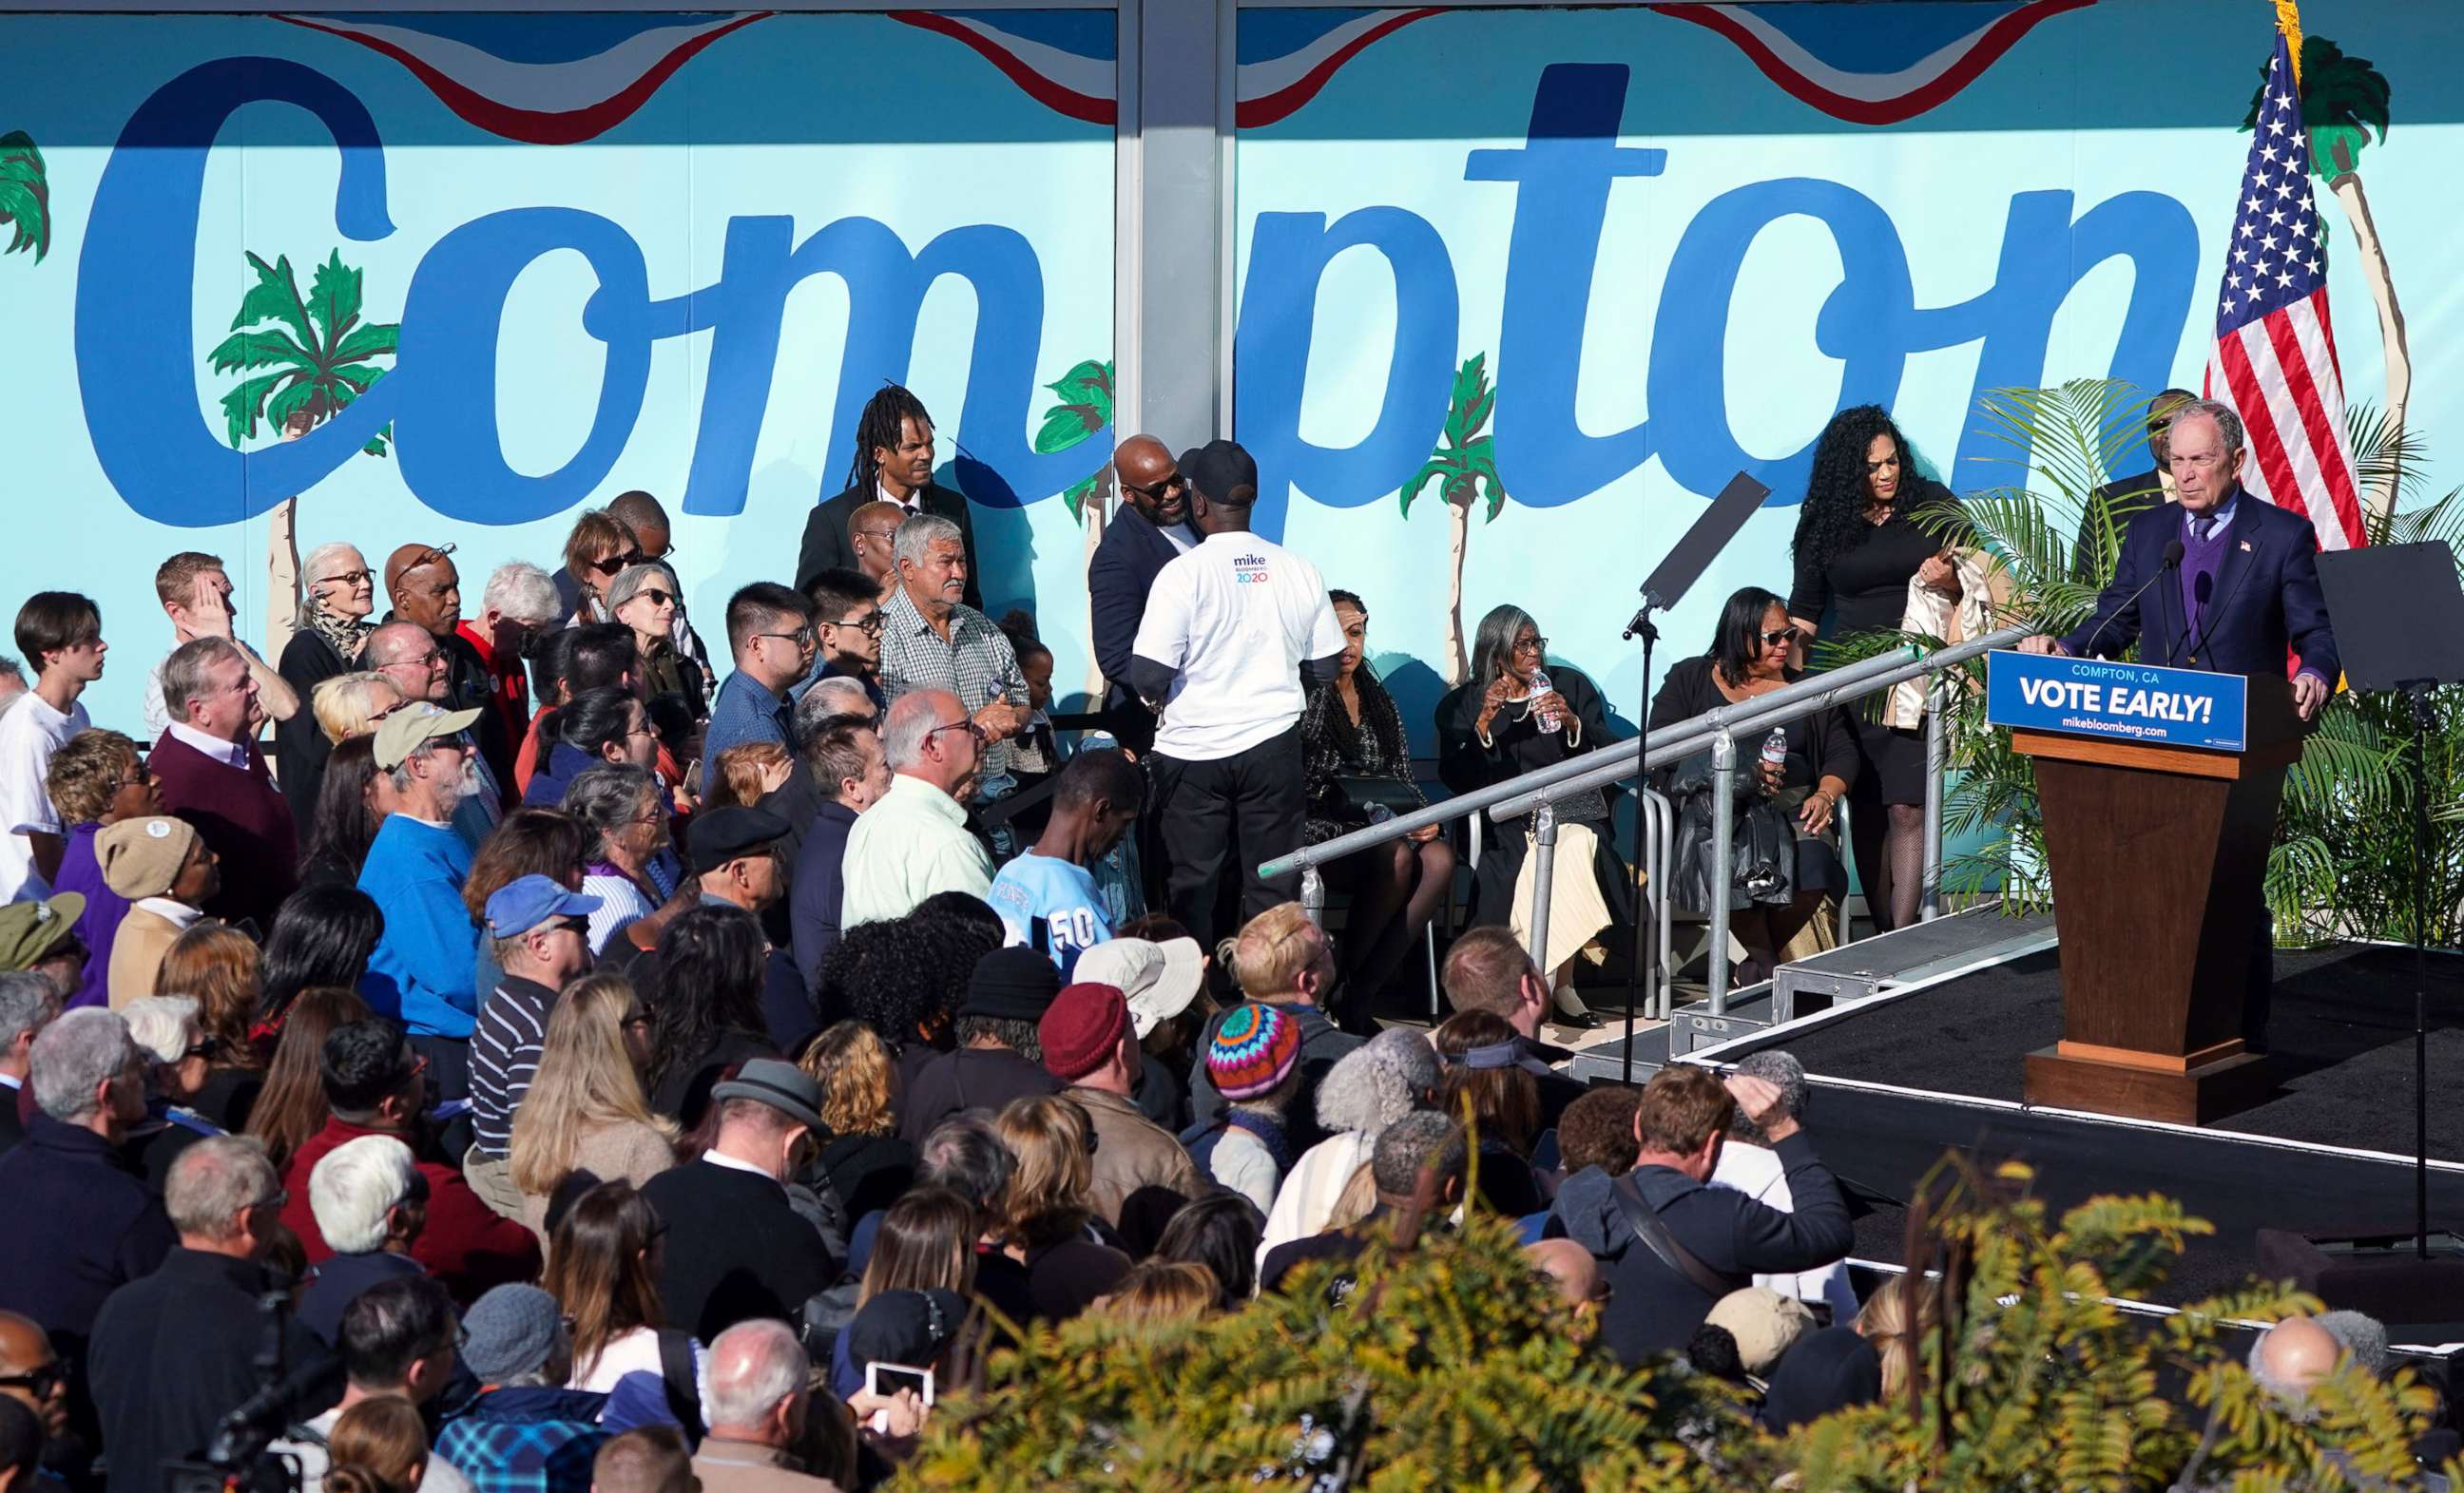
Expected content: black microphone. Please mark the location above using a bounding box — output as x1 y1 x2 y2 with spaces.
2080 540 2185 660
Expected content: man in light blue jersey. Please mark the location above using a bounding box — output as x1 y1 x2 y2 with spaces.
988 749 1144 977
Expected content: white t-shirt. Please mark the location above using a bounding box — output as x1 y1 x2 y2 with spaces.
0 691 88 902
1709 1139 1861 1324
1130 531 1344 762
569 1324 703 1395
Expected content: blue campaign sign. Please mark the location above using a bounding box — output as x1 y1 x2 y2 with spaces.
1986 651 2249 753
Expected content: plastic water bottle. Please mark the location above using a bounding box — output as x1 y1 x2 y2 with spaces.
1530 669 1563 733
1761 727 1789 778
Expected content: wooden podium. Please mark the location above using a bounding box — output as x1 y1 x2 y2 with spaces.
2014 674 2313 1124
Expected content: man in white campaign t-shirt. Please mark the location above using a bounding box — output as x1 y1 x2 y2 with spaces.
1127 440 1345 949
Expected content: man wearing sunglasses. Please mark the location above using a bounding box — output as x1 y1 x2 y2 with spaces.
0 1311 67 1446
1088 435 1198 755
793 384 982 609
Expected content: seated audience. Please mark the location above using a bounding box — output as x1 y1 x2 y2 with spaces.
1708 1049 1859 1325
40 728 158 1011
1257 1025 1440 1265
435 1286 608 1493
280 1019 540 1301
1194 1003 1304 1216
897 948 1061 1146
1039 981 1202 1228
509 973 677 1233
1261 1111 1467 1296
641 1060 838 1343
299 1135 430 1345
245 986 375 1169
97 815 219 1008
1186 904 1360 1151
89 1136 333 1493
1297 589 1453 1021
1431 1009 1550 1221
797 1022 914 1226
151 635 300 929
992 1093 1130 1324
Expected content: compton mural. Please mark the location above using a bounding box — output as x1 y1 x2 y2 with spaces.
2 2 2455 747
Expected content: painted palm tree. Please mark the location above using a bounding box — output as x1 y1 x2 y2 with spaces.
1033 357 1116 699
210 249 398 456
0 131 47 262
2247 35 2406 524
1400 353 1506 687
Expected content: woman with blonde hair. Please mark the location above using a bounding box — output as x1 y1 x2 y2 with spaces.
321 1394 431 1493
705 740 793 813
994 1094 1130 1323
1854 1271 1940 1399
155 918 267 1130
1095 1260 1218 1326
798 1022 914 1221
509 971 676 1230
311 671 406 744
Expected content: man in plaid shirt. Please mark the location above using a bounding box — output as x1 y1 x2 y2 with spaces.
435 1285 607 1493
874 514 1030 788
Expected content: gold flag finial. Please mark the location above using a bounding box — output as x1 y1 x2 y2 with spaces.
2275 0 2304 87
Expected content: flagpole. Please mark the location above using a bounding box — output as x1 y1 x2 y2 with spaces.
2273 0 2303 85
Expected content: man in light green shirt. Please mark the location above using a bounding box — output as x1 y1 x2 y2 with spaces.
840 687 993 926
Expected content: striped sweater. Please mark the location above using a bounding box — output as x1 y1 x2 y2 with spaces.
469 975 557 1159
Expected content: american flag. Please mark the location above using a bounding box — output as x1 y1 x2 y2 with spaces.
2204 32 2366 552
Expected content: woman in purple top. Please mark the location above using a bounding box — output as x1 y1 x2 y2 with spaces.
40 729 161 1008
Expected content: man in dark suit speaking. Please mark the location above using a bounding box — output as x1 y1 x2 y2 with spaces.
794 384 981 609
2022 397 2338 718
2021 398 2339 1049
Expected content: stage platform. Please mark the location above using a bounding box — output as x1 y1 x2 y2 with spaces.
1574 932 2464 1343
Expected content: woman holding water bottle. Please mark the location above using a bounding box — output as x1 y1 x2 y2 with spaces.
1649 587 1858 983
1436 603 1627 1027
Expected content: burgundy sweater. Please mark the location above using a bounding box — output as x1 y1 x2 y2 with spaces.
148 731 298 932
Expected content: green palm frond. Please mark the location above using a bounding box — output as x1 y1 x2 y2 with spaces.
0 130 48 262
2346 399 2428 531
1401 354 1506 519
216 247 399 454
1964 379 2150 506
1030 358 1114 522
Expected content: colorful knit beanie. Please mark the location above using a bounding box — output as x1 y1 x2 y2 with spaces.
1206 1002 1301 1102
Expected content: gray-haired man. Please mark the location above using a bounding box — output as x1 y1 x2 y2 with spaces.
1705 1049 1858 1325
875 514 1030 791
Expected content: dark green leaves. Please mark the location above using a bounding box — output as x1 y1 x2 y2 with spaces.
216 247 399 455
1400 353 1507 521
2242 35 2392 179
1030 358 1114 521
0 131 48 262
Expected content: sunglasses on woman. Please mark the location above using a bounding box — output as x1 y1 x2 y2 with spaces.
589 550 645 577
1761 626 1800 647
634 588 676 607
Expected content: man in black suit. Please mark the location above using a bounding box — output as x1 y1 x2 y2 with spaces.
1087 435 1197 753
2071 387 2196 582
0 970 55 1157
794 385 981 609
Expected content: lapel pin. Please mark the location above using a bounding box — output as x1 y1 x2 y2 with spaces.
2239 540 2252 551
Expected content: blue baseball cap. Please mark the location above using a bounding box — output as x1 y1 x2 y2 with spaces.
484 874 602 939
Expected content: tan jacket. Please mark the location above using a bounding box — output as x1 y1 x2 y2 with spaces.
516 1119 677 1234
1070 1084 1204 1227
106 905 189 1009
691 1438 842 1493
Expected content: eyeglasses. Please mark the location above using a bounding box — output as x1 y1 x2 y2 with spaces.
1760 626 1801 648
1511 636 1550 656
182 1037 223 1062
833 611 886 638
926 719 988 747
313 568 375 588
589 550 646 578
756 628 816 650
113 769 152 794
248 1189 289 1213
0 1364 67 1397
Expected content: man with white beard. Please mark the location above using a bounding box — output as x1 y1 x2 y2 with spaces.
357 701 489 1107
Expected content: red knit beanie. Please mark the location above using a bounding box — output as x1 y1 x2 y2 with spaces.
1040 982 1129 1084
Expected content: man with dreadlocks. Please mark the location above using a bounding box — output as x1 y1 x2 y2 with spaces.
795 384 983 608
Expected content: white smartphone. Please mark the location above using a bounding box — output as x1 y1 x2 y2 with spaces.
863 1361 934 1409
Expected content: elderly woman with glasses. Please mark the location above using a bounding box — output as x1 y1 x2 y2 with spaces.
278 541 380 825
566 765 673 953
1434 603 1626 1025
606 562 707 725
1647 585 1858 984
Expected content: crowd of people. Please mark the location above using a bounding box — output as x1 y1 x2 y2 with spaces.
0 386 2412 1493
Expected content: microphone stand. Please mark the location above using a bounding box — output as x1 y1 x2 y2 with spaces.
1620 589 1665 1086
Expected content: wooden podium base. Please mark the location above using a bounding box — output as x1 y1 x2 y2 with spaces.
2024 1040 2273 1126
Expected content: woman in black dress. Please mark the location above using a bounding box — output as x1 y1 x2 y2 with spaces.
1786 406 1963 931
275 541 378 827
1299 590 1455 1025
1649 587 1858 981
1435 603 1627 1026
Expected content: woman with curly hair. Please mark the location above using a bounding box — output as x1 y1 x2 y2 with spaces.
1299 590 1453 1028
797 1022 914 1222
1787 404 1963 932
155 919 267 1130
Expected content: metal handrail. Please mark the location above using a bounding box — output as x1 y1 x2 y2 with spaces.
1259 624 2028 1030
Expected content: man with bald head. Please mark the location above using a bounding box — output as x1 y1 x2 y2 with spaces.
1088 434 1196 754
386 546 513 807
846 499 909 599
2247 1316 2343 1411
839 688 992 926
0 1313 66 1447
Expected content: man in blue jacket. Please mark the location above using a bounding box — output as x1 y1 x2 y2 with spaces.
789 718 893 1002
1086 435 1197 754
